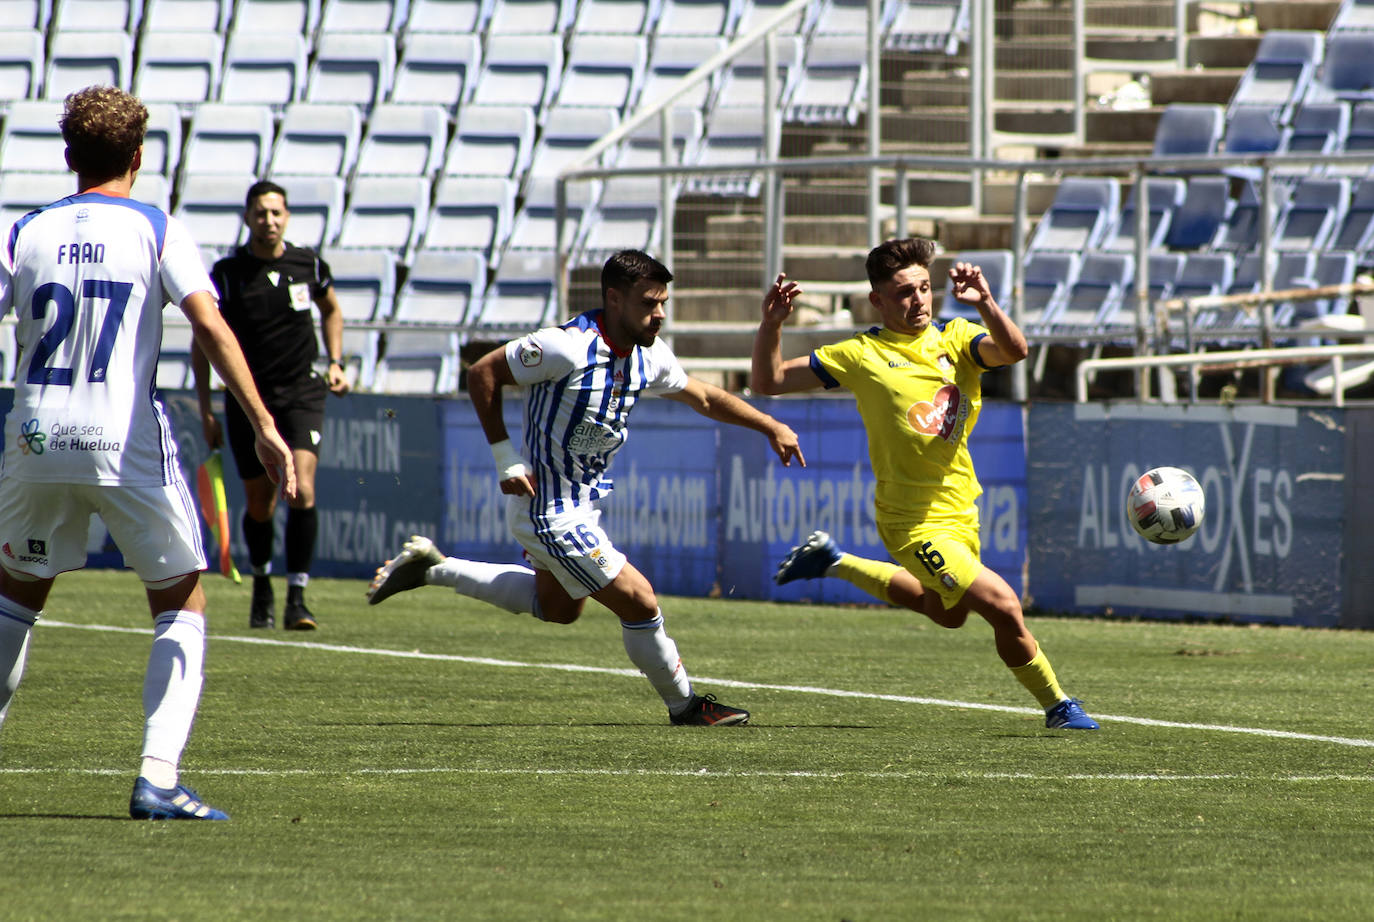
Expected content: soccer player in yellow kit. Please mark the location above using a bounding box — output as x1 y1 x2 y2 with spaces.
751 237 1098 730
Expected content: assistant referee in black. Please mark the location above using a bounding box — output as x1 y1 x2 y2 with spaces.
191 180 350 630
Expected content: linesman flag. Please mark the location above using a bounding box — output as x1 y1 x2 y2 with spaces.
196 450 242 583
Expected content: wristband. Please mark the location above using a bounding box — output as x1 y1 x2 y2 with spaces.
489 439 527 481
328 358 344 369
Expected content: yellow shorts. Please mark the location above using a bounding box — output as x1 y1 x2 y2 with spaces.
878 518 984 609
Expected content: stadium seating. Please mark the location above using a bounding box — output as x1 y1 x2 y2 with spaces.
1275 250 1357 326
1227 30 1322 121
524 105 619 184
0 30 43 104
710 33 801 111
442 104 537 178
470 35 563 112
132 31 224 111
810 0 871 36
306 32 395 111
233 0 320 34
44 31 133 100
173 172 256 249
142 0 231 31
1271 176 1349 251
336 175 429 260
1019 251 1079 335
0 0 50 30
1164 176 1233 250
1213 180 1292 252
942 249 1011 322
571 0 660 34
319 0 410 32
504 177 594 251
142 103 184 180
558 34 647 116
640 36 725 114
1330 180 1374 252
578 176 663 265
1171 252 1236 335
734 0 813 37
131 169 172 211
403 0 491 33
52 0 138 31
322 244 396 388
653 0 734 36
389 32 481 112
885 0 968 55
1152 103 1224 158
1307 32 1374 102
422 175 516 263
1286 101 1350 154
614 107 703 172
276 175 346 250
269 103 363 178
0 101 64 173
480 248 559 329
1221 106 1289 157
1102 177 1185 254
220 31 308 106
1026 177 1120 252
353 103 448 177
787 34 868 125
1045 251 1134 340
1333 0 1374 31
377 249 486 393
686 106 767 196
1145 252 1186 303
182 103 276 179
486 0 572 33
0 171 74 231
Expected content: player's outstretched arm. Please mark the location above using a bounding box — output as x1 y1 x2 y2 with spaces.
663 378 805 468
751 273 825 395
467 345 536 496
182 290 297 500
948 261 1029 367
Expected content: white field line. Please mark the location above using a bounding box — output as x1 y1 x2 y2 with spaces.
2 766 1373 783
39 619 1374 750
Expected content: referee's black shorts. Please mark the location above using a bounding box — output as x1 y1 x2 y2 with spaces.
224 372 328 480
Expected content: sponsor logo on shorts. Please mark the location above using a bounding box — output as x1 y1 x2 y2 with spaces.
940 573 957 590
3 539 48 565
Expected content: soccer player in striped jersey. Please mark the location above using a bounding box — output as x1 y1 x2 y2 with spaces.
369 249 804 726
0 86 298 820
751 238 1098 730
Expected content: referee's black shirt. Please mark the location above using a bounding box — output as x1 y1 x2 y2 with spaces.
211 243 334 392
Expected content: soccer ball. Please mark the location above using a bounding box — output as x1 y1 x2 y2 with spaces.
1125 466 1205 545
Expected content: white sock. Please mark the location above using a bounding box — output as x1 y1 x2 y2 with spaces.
621 610 693 712
140 611 206 779
429 558 537 615
0 600 39 730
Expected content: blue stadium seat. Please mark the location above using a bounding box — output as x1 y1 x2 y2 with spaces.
0 100 64 173
422 175 516 265
232 0 320 34
1151 103 1224 158
486 0 571 33
1172 252 1235 335
321 245 397 389
1227 30 1322 121
380 248 486 394
1307 32 1374 102
403 0 491 33
654 0 735 36
142 104 183 180
480 248 558 330
1164 176 1232 250
0 0 51 30
319 0 408 32
734 0 813 36
173 172 256 250
442 104 536 178
710 33 801 110
1221 106 1289 156
353 103 448 178
182 103 276 178
1102 177 1185 254
1214 181 1292 253
52 0 138 31
306 32 395 111
44 31 132 100
1272 176 1350 251
686 106 766 196
504 178 594 252
1333 0 1374 31
571 0 660 34
1287 101 1349 154
524 105 619 185
941 249 1011 322
276 176 345 250
1045 251 1134 340
143 0 231 31
1330 180 1374 253
220 31 308 106
577 176 663 266
1027 177 1120 252
1019 251 1078 336
336 175 430 262
470 35 563 112
640 36 724 114
557 34 647 116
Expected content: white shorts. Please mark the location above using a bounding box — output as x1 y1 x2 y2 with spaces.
0 479 207 583
506 494 627 600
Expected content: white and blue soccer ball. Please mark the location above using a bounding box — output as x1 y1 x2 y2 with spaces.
1125 466 1205 545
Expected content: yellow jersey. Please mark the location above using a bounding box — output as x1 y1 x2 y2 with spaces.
810 319 992 525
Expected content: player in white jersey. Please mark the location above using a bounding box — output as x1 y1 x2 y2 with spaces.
368 250 805 726
0 86 296 820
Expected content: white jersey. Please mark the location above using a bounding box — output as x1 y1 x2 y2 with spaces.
0 190 213 486
505 309 689 508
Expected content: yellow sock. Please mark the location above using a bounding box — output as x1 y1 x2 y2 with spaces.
832 553 902 604
1009 647 1068 709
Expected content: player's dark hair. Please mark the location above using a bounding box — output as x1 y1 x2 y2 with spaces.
865 237 936 289
60 86 148 181
601 249 673 301
245 179 289 209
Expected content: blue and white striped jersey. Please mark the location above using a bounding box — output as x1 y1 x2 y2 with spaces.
505 309 688 507
0 190 213 486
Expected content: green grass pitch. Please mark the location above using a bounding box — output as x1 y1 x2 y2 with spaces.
2 570 1372 921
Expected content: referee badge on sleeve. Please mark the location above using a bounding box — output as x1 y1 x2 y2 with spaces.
517 341 543 367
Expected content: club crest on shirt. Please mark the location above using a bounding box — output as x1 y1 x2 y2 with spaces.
936 352 955 382
517 342 543 367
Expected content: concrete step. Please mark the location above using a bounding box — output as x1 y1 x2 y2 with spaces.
902 174 975 208
1150 68 1243 106
936 215 1018 252
1085 34 1177 63
1253 0 1340 30
897 72 972 109
784 215 870 248
979 177 1062 217
1085 0 1176 29
1187 34 1261 69
994 105 1076 136
878 107 970 145
1085 106 1163 144
994 71 1075 102
995 39 1076 72
780 246 869 283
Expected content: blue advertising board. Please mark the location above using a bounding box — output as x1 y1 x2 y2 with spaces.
1026 403 1349 627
